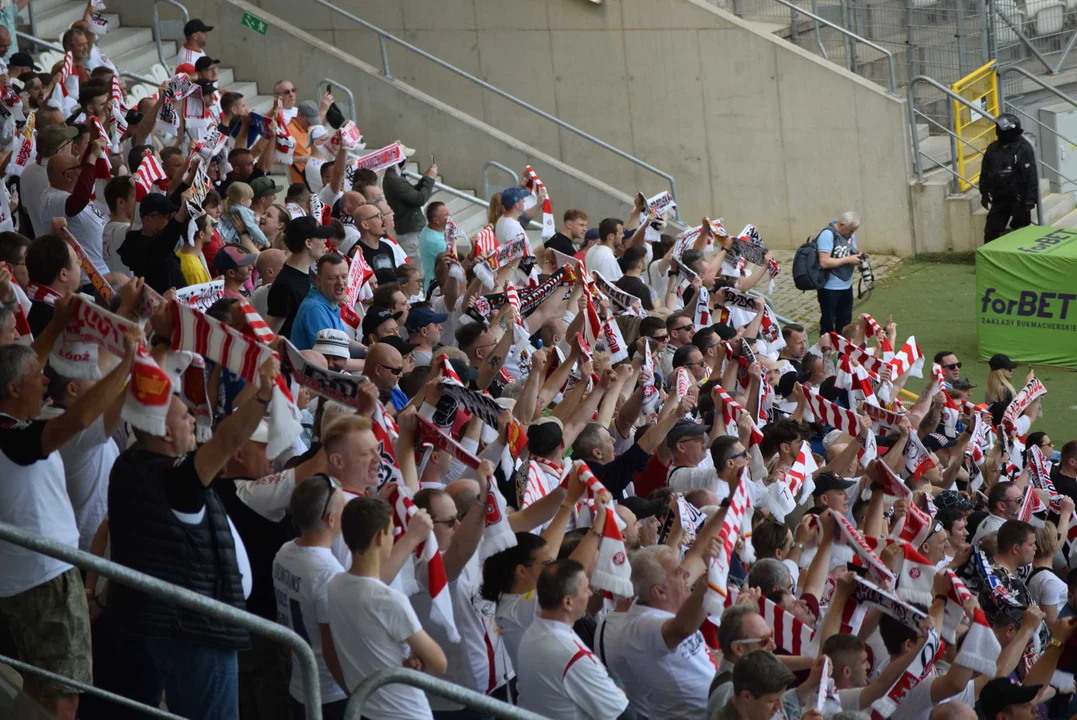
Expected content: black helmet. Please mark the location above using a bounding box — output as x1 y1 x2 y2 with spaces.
995 113 1023 143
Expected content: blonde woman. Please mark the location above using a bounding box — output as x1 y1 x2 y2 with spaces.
1027 521 1071 624
260 204 291 250
486 192 505 226
985 353 1018 405
175 215 213 285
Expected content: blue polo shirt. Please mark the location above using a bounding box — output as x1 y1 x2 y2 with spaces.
290 287 345 351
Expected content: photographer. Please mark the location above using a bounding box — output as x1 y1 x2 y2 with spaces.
814 211 862 334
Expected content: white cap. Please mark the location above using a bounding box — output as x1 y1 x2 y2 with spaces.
307 125 328 147
312 328 350 359
250 420 270 445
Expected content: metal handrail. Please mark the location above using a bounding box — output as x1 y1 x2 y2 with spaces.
0 652 185 719
345 667 549 720
481 161 519 202
25 0 36 40
0 521 324 720
771 0 897 94
402 168 543 232
306 0 680 219
998 66 1077 114
152 0 189 70
14 30 158 87
809 0 830 61
317 78 356 122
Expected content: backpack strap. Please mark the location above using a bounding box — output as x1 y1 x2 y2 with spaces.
709 670 733 697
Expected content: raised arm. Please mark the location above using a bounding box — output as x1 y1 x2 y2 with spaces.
440 461 492 581
661 537 720 649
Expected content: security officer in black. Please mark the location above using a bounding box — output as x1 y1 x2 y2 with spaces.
980 114 1038 243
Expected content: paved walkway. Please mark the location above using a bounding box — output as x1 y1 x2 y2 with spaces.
761 251 903 334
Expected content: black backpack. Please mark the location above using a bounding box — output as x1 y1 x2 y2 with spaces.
792 231 830 291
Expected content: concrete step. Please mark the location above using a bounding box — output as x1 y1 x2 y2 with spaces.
919 134 954 170
1032 192 1076 225
1051 206 1077 228
230 81 258 100
111 40 175 78
32 0 118 41
96 27 153 60
218 67 235 88
917 123 930 142
248 95 276 115
30 0 71 14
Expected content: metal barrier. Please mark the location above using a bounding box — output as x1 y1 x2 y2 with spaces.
772 0 897 94
306 0 680 219
152 0 189 70
344 668 549 720
0 522 324 720
316 78 356 122
481 161 520 203
15 30 158 87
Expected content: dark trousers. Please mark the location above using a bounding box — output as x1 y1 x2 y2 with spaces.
816 287 854 335
289 696 348 720
78 609 163 720
433 682 512 720
984 197 1032 243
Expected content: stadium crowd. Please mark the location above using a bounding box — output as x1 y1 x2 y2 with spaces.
0 12 1072 720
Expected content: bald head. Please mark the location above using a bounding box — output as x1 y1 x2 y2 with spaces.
341 191 365 217
366 342 401 370
929 702 977 720
446 478 481 515
255 248 286 284
685 488 719 509
299 349 328 369
47 152 81 191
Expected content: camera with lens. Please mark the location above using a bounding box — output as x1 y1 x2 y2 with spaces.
857 252 875 298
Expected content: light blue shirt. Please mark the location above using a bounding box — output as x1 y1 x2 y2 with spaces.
290 287 345 351
0 6 17 62
418 225 446 282
817 226 857 291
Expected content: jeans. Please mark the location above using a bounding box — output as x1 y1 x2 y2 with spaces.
816 287 854 335
142 637 239 719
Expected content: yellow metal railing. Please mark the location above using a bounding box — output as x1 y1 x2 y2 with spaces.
951 61 1000 191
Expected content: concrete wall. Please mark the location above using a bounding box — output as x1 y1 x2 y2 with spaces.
115 0 918 254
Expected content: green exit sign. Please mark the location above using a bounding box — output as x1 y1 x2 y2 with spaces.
241 12 268 35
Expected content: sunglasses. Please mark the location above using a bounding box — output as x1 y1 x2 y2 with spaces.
309 473 337 518
943 362 962 369
672 325 694 332
276 88 297 95
730 450 748 461
651 334 669 342
378 364 403 376
432 515 461 529
734 634 773 647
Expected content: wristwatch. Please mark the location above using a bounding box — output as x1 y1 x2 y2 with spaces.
1049 638 1065 650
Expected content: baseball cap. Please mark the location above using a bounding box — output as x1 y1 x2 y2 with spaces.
214 245 256 273
584 228 600 243
811 471 857 497
951 376 977 390
619 496 666 520
527 416 564 456
175 63 197 76
980 678 1041 720
361 307 402 341
989 353 1019 371
37 124 78 156
297 101 320 123
306 124 328 147
501 186 529 209
922 432 956 452
139 193 179 217
405 306 449 332
448 358 477 384
183 19 214 35
936 489 975 512
194 56 220 72
312 329 350 359
666 418 707 449
381 335 416 357
285 216 334 244
250 176 283 201
8 52 40 71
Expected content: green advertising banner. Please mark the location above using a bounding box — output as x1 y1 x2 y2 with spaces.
976 226 1077 368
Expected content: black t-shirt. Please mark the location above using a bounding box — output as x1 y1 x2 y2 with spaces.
359 239 398 286
614 274 653 311
543 232 577 258
0 415 49 465
266 264 312 339
27 300 54 338
587 442 651 500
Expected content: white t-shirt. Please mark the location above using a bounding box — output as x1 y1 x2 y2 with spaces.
429 291 459 350
410 550 512 710
0 414 81 597
328 573 431 719
1028 568 1068 609
102 220 131 274
597 602 715 720
891 676 975 720
305 157 327 194
972 513 1006 547
280 107 299 124
21 158 50 236
516 616 628 720
39 407 117 552
272 541 348 705
40 184 109 281
585 244 623 282
495 215 527 249
251 283 271 319
497 591 539 671
319 184 343 208
0 180 13 234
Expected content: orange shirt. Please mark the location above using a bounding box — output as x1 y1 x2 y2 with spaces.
287 117 310 184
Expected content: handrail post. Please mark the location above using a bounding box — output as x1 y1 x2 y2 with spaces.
946 101 960 194
378 35 393 80
152 0 190 72
481 161 520 202
0 522 323 720
26 0 36 41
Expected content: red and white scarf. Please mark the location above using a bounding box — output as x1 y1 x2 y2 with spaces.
704 477 750 616
904 431 936 481
134 152 167 201
832 509 895 585
169 300 300 458
576 462 633 597
471 225 498 258
803 386 859 436
523 165 554 239
714 385 763 446
886 337 925 383
892 541 935 606
860 314 893 355
759 595 816 657
836 353 880 408
387 484 460 643
1001 377 1047 451
827 332 887 378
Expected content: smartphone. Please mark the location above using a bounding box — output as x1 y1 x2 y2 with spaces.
430 153 435 166
326 84 332 94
